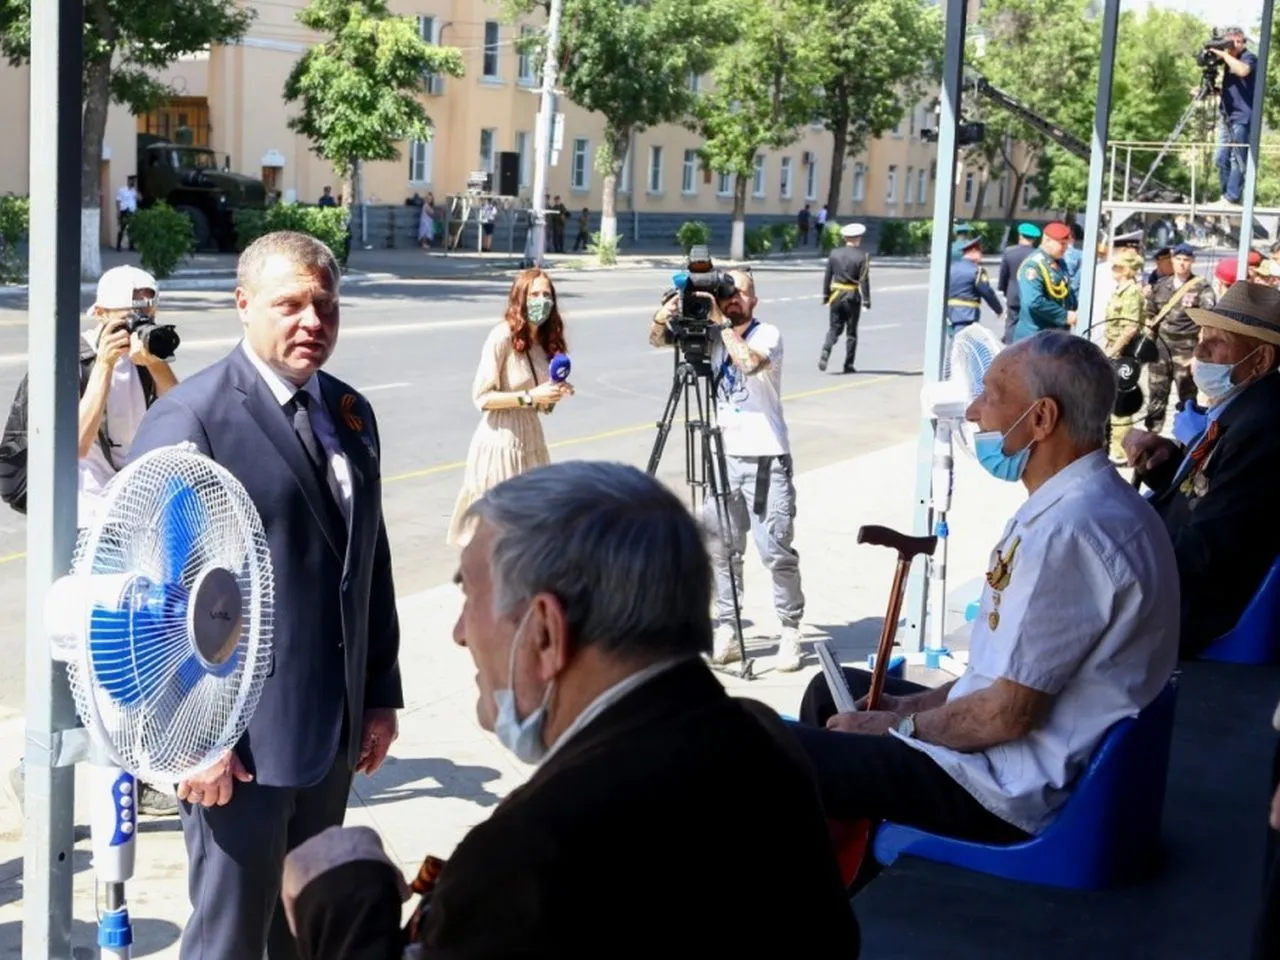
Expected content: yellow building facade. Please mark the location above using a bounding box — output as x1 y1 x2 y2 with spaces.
0 0 1044 245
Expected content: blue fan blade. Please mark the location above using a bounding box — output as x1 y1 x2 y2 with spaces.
158 477 206 584
88 579 191 706
172 653 205 700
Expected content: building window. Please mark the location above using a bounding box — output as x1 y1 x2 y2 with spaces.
571 138 589 190
689 71 701 93
997 176 1006 210
780 157 793 199
483 21 500 78
909 109 916 138
682 149 697 194
752 154 766 197
917 168 927 206
717 171 732 196
515 131 531 188
887 165 898 203
479 128 495 173
517 26 536 83
618 145 631 193
416 16 443 94
805 159 818 201
852 163 866 202
409 139 433 183
964 172 975 205
648 145 663 193
905 165 915 204
892 119 902 137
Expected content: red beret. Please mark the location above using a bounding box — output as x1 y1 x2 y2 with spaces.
1043 222 1071 242
1250 249 1263 266
1215 259 1240 285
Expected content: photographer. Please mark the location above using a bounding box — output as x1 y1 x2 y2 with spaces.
649 270 806 672
1210 26 1257 205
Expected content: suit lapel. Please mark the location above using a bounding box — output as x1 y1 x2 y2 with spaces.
229 348 346 558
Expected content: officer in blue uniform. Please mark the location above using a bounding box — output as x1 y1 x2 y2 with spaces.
947 236 1003 328
1012 221 1078 342
951 222 976 259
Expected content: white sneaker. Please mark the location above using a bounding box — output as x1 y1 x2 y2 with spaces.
774 626 804 673
709 623 742 664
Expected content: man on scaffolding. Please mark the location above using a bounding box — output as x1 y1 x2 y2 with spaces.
1209 26 1257 206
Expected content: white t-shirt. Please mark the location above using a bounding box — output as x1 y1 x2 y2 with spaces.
78 331 148 525
711 320 790 458
115 186 138 214
895 451 1180 834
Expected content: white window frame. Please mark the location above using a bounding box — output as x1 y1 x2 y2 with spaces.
517 26 537 84
916 168 927 206
780 156 793 199
905 165 915 204
479 128 495 174
964 172 975 205
997 175 1006 210
682 149 697 195
409 138 433 184
752 154 766 198
716 171 733 197
887 164 898 204
852 163 866 203
571 138 589 190
688 71 701 92
417 16 443 95
804 159 818 201
1022 181 1032 207
619 145 631 194
647 145 664 194
515 131 531 188
483 21 500 78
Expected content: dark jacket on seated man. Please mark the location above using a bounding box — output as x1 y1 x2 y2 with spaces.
1128 281 1280 656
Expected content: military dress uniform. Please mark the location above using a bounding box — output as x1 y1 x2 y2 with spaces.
997 224 1041 344
820 226 871 372
1013 249 1077 342
1103 277 1146 460
947 247 1003 329
1144 270 1215 434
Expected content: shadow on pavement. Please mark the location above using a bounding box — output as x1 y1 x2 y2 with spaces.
355 755 504 808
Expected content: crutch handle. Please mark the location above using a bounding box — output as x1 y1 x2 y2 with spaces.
857 525 938 562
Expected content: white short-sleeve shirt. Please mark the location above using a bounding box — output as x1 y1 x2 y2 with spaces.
710 321 790 458
895 450 1180 834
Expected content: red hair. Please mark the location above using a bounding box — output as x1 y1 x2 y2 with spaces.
505 269 568 357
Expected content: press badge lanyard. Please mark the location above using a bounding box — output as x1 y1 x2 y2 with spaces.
717 319 760 398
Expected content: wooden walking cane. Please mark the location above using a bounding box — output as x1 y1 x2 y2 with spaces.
857 525 938 711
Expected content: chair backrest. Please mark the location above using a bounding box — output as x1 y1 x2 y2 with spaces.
1203 554 1280 664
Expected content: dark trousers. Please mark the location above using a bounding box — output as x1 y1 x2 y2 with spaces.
178 749 354 960
821 296 861 371
115 210 134 251
793 667 1027 888
1253 736 1280 959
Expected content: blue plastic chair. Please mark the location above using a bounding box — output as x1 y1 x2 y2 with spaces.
1200 555 1280 665
871 678 1180 890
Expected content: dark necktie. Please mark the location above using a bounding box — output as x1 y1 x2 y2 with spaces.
288 392 347 543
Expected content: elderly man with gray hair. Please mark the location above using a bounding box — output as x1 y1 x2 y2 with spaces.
793 331 1180 883
282 460 862 958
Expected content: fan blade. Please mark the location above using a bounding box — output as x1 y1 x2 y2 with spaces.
172 653 206 701
88 580 191 707
158 476 207 584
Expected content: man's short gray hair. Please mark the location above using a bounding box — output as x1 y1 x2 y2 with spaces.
465 461 713 660
237 230 340 293
1007 331 1117 448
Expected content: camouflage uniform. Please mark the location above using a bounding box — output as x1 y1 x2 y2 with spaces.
1104 280 1145 460
1143 273 1215 435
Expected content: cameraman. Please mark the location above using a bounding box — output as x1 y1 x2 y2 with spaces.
649 270 806 672
1211 26 1257 205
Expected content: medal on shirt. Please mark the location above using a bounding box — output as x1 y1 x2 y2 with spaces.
984 536 1021 631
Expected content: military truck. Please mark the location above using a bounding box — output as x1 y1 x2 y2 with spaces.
135 134 268 251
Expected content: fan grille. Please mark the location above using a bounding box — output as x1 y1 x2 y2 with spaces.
69 446 274 783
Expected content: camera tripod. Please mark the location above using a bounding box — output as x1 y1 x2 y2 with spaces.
646 350 754 679
1135 70 1219 199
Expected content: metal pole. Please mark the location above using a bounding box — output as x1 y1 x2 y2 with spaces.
529 0 563 268
1237 5 1272 279
1076 0 1120 329
902 0 967 657
24 0 84 953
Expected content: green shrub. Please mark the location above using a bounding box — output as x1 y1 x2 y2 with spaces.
769 221 798 253
587 231 619 267
0 193 30 283
818 221 843 255
234 204 350 264
130 202 195 279
675 220 712 254
745 225 772 257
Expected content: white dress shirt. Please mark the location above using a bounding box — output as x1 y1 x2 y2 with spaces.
241 340 353 521
895 450 1180 834
115 185 138 214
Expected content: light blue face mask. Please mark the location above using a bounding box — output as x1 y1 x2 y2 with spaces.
492 607 554 765
1191 346 1259 404
526 296 553 326
973 403 1038 483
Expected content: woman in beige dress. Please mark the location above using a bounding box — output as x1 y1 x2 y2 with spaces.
447 269 572 545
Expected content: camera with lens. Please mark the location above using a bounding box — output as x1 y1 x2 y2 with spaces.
1195 33 1230 71
665 244 736 367
124 312 181 361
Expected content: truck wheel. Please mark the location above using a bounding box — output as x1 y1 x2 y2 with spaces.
175 205 211 250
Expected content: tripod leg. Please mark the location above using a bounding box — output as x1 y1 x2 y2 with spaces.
646 358 688 477
702 421 751 675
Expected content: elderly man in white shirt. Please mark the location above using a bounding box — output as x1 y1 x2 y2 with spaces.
791 330 1180 873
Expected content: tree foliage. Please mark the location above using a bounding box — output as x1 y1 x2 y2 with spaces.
813 0 942 214
284 0 464 179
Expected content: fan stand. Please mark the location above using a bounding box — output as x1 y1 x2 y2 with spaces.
87 744 137 960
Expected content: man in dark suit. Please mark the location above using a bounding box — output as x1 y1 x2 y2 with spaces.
280 462 861 958
1124 280 1280 656
127 230 403 959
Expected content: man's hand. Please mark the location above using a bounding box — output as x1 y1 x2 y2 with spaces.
1122 428 1179 473
357 708 398 775
854 691 900 713
826 710 899 735
1066 310 1078 328
96 317 131 370
129 332 167 370
177 748 253 807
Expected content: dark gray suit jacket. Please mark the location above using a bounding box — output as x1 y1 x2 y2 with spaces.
128 344 402 788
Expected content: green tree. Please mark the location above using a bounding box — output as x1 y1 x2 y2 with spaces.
696 0 827 260
814 0 942 216
503 0 733 247
284 0 464 243
0 0 254 279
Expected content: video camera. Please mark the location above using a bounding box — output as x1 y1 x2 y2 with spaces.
1195 32 1231 71
664 245 736 368
124 312 180 361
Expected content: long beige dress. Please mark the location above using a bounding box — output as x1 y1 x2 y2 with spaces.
447 321 552 546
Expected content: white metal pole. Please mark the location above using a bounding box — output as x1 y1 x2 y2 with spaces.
1076 0 1121 330
24 0 84 953
530 0 564 268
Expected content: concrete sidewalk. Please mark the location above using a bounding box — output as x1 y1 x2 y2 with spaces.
0 437 1021 958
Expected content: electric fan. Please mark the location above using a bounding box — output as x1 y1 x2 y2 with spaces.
918 323 1003 668
45 442 274 959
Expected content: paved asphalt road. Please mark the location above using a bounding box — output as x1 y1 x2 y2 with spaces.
0 261 938 711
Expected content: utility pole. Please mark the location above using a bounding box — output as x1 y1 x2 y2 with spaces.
529 0 563 268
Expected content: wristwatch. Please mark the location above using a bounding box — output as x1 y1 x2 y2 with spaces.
895 714 917 739
518 391 533 407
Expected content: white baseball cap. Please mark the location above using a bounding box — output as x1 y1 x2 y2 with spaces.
95 266 157 310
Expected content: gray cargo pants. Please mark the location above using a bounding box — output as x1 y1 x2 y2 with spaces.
703 453 805 629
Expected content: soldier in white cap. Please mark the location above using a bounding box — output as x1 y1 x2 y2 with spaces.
820 223 871 373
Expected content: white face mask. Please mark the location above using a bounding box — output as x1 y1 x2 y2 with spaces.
1191 346 1260 403
491 606 555 765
